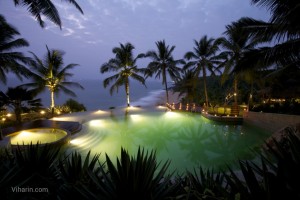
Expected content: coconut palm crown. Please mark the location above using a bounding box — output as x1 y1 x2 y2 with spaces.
12 0 83 29
144 40 184 104
0 87 42 124
100 42 146 107
184 36 223 108
219 24 259 108
232 0 300 72
0 14 31 84
22 46 83 112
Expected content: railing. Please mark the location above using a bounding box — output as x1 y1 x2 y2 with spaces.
166 102 246 117
166 103 203 113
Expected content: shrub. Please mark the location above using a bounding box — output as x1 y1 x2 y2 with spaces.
63 98 86 112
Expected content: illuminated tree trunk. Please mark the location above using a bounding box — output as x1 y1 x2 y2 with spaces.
125 81 130 107
248 80 254 111
234 76 238 106
163 66 169 104
203 66 209 109
165 80 169 104
51 90 55 116
230 75 239 116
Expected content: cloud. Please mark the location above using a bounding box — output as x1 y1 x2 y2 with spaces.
86 40 103 44
177 0 201 10
62 27 75 36
64 14 85 29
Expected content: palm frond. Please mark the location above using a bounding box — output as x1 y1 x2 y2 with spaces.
13 0 83 28
103 74 120 88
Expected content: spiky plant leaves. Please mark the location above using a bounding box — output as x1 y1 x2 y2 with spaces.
57 151 101 199
0 143 61 199
238 160 265 199
90 147 176 200
181 167 229 199
224 127 300 200
263 128 300 199
223 165 250 199
14 143 60 171
87 164 117 200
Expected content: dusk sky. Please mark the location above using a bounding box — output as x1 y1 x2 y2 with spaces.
0 0 270 81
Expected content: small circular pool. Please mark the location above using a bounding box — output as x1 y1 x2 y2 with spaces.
8 128 69 146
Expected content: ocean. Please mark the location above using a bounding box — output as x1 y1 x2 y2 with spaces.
0 78 166 111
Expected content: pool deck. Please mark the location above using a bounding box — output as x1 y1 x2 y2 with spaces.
165 103 244 125
201 112 243 125
1 106 167 137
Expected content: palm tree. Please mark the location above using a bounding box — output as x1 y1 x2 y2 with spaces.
12 0 83 29
22 46 83 114
100 42 146 107
232 0 300 72
144 40 183 104
0 14 31 84
172 69 198 104
0 87 42 124
230 0 300 106
184 36 223 109
219 24 258 113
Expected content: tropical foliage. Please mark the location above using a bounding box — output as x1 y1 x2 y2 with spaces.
22 46 83 113
0 86 42 124
172 69 198 103
144 40 184 104
233 0 300 72
12 0 83 28
184 36 223 108
219 24 259 109
100 42 146 107
0 14 31 84
63 98 86 112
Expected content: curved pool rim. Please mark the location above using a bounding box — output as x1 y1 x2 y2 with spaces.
7 127 71 147
65 106 272 173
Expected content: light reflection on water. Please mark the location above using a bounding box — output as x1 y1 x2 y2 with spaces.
66 111 271 174
9 128 67 145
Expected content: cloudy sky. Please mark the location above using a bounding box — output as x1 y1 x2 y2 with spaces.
0 0 270 80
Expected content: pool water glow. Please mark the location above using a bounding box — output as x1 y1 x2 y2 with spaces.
9 128 67 145
67 111 271 174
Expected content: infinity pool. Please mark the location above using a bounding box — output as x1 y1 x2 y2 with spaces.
65 108 271 174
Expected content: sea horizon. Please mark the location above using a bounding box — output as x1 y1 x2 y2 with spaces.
0 77 167 111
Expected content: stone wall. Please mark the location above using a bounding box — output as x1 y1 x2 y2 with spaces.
243 111 300 133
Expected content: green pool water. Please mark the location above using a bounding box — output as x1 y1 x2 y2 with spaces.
67 111 271 174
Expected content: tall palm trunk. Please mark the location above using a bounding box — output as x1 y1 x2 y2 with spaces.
202 66 209 109
230 75 240 116
125 81 130 107
233 75 238 106
163 66 169 104
248 80 254 111
14 101 22 124
165 81 169 104
49 64 55 115
50 90 55 115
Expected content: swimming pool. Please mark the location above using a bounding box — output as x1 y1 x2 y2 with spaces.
8 128 69 146
65 107 271 174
